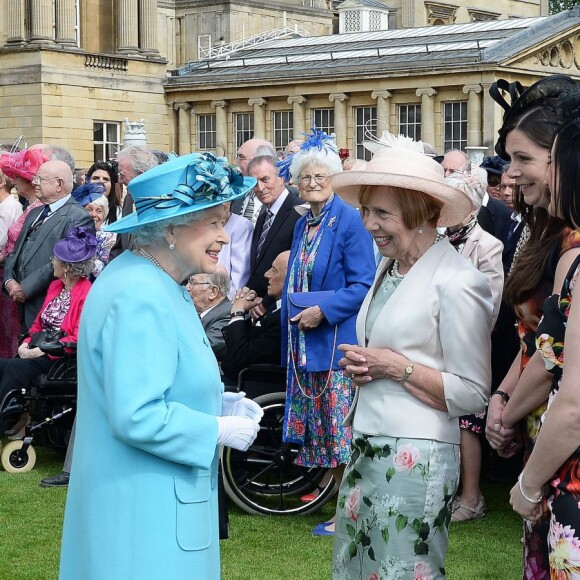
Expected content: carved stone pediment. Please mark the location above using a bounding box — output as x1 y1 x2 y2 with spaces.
505 34 580 73
424 2 457 25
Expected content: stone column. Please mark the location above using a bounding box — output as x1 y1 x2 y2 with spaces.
481 82 497 151
415 88 437 146
248 98 267 139
139 0 159 55
463 84 483 147
55 0 77 46
371 90 392 133
287 96 307 140
117 0 140 54
211 100 229 158
167 104 178 155
329 93 349 149
174 103 192 156
7 0 27 45
30 0 55 44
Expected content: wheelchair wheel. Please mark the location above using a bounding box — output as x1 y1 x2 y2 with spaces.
222 392 337 515
1 441 37 473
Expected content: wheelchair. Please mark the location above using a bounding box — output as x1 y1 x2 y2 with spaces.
0 341 76 473
221 364 338 516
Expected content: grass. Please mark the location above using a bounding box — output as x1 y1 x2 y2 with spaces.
0 447 523 579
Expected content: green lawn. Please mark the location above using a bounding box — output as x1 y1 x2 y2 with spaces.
0 447 523 579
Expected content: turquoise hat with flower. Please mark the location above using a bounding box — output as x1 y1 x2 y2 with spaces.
105 152 256 234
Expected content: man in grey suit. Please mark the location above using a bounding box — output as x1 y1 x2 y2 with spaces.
3 159 94 331
186 265 232 361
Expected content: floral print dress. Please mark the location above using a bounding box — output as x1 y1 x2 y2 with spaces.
517 228 580 578
283 205 353 469
534 254 580 578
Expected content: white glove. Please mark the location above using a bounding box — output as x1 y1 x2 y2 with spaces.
216 416 260 452
222 391 264 422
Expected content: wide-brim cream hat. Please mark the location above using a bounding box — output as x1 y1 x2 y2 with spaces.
332 144 473 227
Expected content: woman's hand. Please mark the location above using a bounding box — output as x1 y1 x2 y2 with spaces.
510 477 543 521
231 287 261 315
338 343 406 385
291 306 324 331
485 394 516 451
18 343 43 359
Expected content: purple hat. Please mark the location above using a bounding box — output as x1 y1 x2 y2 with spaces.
53 226 98 263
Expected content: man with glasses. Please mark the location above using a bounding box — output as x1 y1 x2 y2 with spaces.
3 159 94 331
478 155 512 241
230 138 277 224
245 155 302 303
186 265 232 361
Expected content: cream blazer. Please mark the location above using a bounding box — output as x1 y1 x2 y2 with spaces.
346 238 493 445
460 223 504 327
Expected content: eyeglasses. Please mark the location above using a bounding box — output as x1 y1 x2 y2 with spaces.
32 175 62 185
299 174 330 185
187 280 212 287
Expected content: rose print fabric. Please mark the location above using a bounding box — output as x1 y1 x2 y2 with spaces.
532 255 580 579
333 433 459 579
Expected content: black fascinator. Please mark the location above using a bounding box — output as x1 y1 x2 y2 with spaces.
490 75 578 159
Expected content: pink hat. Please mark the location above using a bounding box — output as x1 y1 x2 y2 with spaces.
0 149 48 182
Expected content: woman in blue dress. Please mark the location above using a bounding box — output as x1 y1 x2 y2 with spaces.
59 153 263 580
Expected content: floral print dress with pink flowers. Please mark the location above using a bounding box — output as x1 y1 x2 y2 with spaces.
333 434 459 580
533 255 580 579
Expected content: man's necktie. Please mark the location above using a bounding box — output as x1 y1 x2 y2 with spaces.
507 216 519 241
31 204 51 232
242 193 255 221
256 210 274 259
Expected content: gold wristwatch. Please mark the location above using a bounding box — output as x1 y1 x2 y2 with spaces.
400 361 414 384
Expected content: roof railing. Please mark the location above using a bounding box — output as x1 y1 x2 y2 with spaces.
198 24 312 60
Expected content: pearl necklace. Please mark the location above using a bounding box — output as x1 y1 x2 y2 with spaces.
138 248 164 270
389 232 446 279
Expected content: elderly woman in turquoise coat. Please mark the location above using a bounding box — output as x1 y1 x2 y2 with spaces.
59 153 263 580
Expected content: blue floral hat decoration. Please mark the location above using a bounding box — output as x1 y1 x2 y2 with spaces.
105 152 256 234
277 127 341 183
72 182 106 207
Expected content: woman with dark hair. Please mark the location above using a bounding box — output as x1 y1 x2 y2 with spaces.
485 75 580 578
509 91 580 578
85 161 120 224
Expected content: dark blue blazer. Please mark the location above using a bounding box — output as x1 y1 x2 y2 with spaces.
477 196 512 242
281 195 376 372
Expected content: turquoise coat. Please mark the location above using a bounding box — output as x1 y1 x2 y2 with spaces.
60 251 222 580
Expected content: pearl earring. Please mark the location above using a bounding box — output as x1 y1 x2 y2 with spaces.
169 243 175 250
418 228 423 234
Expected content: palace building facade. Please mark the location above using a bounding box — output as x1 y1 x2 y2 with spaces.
0 1 576 170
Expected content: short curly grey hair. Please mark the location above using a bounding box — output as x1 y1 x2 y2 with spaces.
132 211 206 247
289 150 343 182
65 257 96 278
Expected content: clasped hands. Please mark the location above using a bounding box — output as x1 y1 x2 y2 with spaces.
485 396 519 458
6 280 26 303
17 342 43 359
338 344 404 385
232 286 266 321
217 391 264 452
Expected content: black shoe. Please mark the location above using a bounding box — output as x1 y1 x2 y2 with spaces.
40 472 69 488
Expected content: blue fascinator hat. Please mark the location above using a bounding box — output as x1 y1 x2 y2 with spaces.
105 152 256 234
72 182 106 207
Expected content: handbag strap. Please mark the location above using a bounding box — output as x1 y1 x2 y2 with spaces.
288 320 338 400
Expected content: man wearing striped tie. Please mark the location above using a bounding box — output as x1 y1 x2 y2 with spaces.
245 155 302 306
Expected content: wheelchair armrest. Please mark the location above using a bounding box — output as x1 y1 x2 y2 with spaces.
62 341 77 351
39 340 67 357
237 364 286 390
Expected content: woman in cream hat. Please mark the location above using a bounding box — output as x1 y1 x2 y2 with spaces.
330 136 494 579
59 153 263 580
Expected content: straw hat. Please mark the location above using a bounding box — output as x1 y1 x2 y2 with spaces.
106 152 256 234
331 145 473 227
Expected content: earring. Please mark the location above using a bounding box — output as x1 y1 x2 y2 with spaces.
169 243 175 250
418 228 423 234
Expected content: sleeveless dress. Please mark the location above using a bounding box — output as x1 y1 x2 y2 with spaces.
535 254 580 578
517 228 580 578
